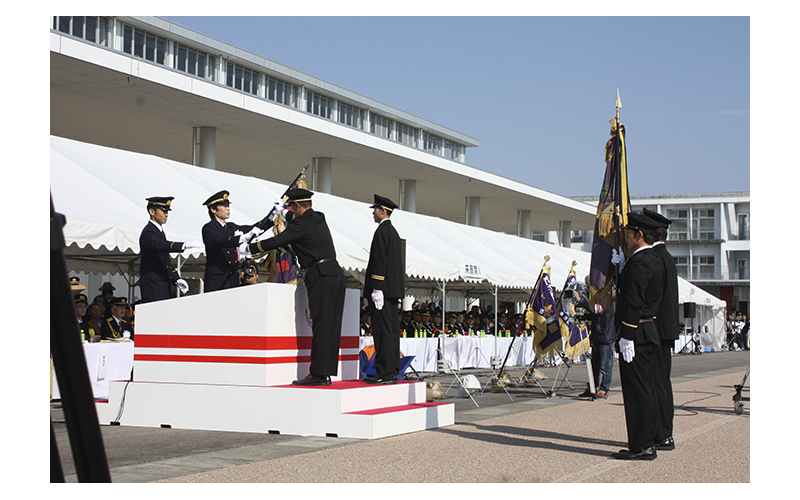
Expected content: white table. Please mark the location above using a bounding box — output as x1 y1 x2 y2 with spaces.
51 342 134 400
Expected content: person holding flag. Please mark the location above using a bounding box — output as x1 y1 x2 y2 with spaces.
612 212 664 461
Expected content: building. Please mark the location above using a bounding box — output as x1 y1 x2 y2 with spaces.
50 16 594 242
572 192 750 314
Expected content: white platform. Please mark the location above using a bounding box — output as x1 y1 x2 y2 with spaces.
96 283 454 439
96 379 454 439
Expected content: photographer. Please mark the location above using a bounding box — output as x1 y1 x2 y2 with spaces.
238 258 260 286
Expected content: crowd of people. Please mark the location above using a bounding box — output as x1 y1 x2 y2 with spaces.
71 278 135 342
359 300 528 338
726 312 750 351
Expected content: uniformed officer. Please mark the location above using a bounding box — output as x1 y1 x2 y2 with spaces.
74 293 91 342
139 196 203 303
363 194 405 384
240 188 346 386
612 212 664 460
643 207 680 452
201 190 269 292
100 297 134 340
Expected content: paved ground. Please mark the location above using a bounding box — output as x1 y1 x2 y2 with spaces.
52 350 750 483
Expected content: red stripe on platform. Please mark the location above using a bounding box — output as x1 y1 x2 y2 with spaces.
345 402 451 415
135 334 359 350
134 353 360 365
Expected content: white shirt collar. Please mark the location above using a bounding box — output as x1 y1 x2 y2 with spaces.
632 244 653 256
149 219 164 232
652 241 665 247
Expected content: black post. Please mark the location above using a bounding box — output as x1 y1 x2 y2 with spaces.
50 195 111 483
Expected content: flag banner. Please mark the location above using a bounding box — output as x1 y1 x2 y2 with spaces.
528 265 562 362
561 271 591 360
589 116 631 311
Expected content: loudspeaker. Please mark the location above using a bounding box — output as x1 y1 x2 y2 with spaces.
683 302 696 318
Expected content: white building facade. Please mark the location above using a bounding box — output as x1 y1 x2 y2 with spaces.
572 192 750 315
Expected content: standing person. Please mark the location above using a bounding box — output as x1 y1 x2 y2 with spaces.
201 190 268 292
612 212 664 461
643 207 680 452
578 276 616 400
139 196 203 303
363 194 405 384
240 189 345 386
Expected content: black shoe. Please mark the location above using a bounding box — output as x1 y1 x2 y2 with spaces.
655 437 675 451
578 388 594 399
364 375 397 385
611 447 657 460
292 374 331 386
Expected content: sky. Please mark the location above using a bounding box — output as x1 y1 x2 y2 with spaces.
162 15 749 199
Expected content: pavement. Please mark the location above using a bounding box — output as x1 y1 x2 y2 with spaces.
52 349 751 484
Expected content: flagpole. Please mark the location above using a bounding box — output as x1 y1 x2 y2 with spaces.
613 89 623 298
496 255 549 382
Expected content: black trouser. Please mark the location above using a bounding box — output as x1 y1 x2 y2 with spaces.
369 297 400 379
653 340 675 442
305 273 345 377
619 342 658 452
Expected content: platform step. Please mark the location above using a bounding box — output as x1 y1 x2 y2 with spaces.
96 379 454 439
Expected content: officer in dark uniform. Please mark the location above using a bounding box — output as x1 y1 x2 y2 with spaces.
363 194 405 384
100 297 134 340
74 293 91 342
643 207 680 452
201 190 270 293
612 212 664 461
139 196 202 303
241 188 345 386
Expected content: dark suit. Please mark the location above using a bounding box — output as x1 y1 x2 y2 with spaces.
364 219 405 380
139 221 184 303
616 246 663 453
249 208 345 377
652 242 680 443
202 219 254 292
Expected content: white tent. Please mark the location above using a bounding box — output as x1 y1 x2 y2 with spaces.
51 135 726 344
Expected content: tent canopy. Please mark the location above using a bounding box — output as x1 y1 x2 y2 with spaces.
51 135 727 311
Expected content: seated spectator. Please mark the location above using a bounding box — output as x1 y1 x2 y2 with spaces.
360 311 372 336
85 303 104 340
74 293 92 342
101 297 134 340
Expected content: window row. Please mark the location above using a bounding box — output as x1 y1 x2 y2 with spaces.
52 17 467 163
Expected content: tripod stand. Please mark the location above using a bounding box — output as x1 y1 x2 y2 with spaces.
678 320 701 355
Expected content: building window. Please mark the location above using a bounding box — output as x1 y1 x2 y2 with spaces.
267 76 296 107
674 256 688 279
692 255 715 279
396 123 416 147
371 114 390 139
667 209 688 241
692 209 716 240
423 131 442 156
737 213 750 240
306 91 334 119
54 16 110 47
338 102 363 129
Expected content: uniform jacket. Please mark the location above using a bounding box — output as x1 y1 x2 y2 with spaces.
100 316 134 340
616 246 663 345
202 219 255 292
248 208 341 285
653 242 680 341
139 221 183 302
364 219 405 299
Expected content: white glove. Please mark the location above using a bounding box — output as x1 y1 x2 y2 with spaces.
176 279 189 294
611 246 626 272
619 338 635 363
269 198 288 221
245 227 263 241
183 240 203 250
238 241 250 257
371 289 384 311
